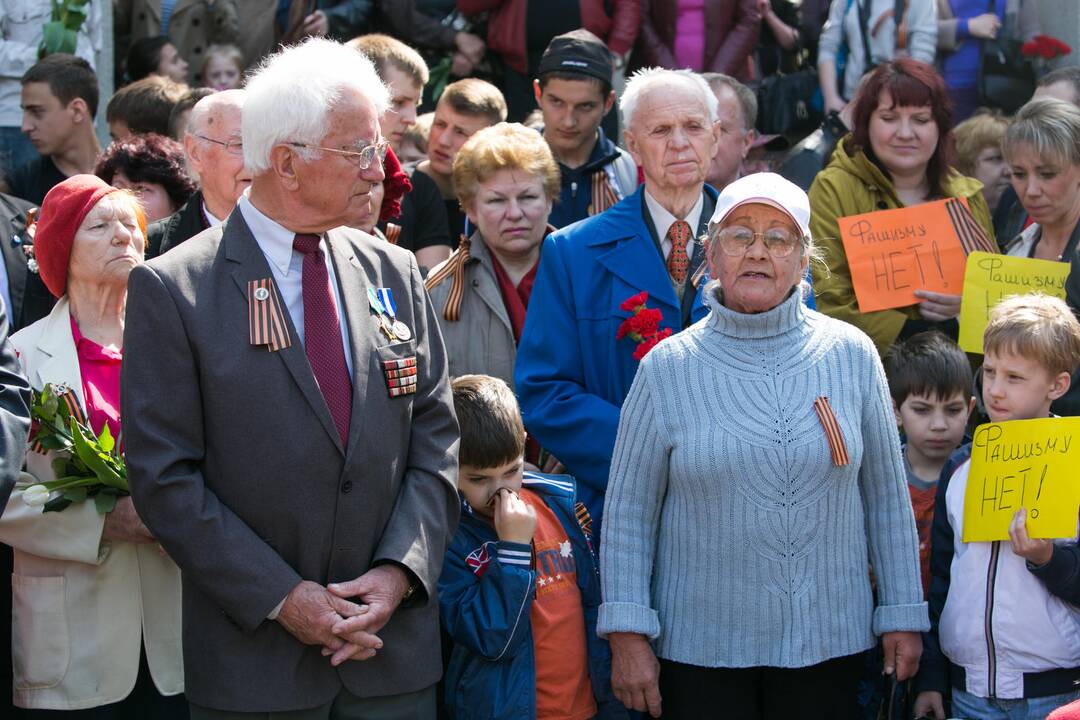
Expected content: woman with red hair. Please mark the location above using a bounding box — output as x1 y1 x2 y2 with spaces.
0 175 185 716
809 58 996 355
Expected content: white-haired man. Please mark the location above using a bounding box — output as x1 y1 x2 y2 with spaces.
147 89 253 257
515 67 719 531
121 38 459 719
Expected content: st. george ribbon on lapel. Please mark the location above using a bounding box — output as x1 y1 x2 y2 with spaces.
247 278 292 352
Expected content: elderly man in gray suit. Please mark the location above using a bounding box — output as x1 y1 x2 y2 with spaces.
121 38 459 720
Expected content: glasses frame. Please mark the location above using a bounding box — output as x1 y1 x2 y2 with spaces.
715 226 805 258
285 139 390 169
194 133 244 156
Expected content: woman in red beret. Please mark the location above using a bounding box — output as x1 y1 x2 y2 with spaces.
0 175 186 716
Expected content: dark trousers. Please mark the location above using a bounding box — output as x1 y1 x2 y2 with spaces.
18 648 188 719
658 653 864 720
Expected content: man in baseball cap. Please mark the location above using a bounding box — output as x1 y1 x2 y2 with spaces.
533 29 637 229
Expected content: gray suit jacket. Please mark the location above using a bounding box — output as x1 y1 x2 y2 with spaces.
121 209 460 712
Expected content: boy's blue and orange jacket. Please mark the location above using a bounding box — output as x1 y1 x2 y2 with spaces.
437 472 627 720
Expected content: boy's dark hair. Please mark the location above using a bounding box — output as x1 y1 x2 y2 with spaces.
22 54 99 118
107 75 189 136
884 331 973 406
451 375 526 469
126 36 171 82
537 70 612 98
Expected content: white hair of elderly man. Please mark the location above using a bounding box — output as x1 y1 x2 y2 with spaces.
241 37 390 174
619 67 720 129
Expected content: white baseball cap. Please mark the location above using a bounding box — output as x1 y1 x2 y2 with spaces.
708 172 812 242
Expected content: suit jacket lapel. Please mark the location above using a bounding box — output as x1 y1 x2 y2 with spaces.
34 298 84 401
593 192 680 313
681 190 717 327
223 210 345 455
325 231 373 462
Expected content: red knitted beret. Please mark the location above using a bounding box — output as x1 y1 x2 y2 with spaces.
35 175 121 298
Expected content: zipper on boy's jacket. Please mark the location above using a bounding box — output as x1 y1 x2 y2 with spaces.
984 540 1002 698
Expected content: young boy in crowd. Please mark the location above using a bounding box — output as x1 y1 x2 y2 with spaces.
913 294 1080 720
884 331 975 597
440 375 625 720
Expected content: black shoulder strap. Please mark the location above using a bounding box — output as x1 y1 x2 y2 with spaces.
857 0 875 73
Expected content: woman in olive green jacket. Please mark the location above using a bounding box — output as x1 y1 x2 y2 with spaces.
809 59 994 356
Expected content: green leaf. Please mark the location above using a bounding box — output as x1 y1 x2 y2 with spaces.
97 424 114 453
42 495 72 513
62 487 87 503
38 23 65 57
93 492 118 514
37 435 67 451
69 418 127 491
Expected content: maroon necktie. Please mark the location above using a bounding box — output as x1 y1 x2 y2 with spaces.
293 233 352 447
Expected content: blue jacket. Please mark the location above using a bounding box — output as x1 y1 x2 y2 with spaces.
514 185 716 525
438 473 625 720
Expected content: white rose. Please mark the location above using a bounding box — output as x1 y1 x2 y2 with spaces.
22 484 50 507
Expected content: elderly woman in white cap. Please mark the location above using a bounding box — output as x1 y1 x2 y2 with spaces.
598 173 929 720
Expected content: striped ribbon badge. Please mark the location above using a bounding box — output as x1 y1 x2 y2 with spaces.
423 234 472 322
30 386 88 454
588 171 621 217
813 396 850 467
385 223 402 245
945 198 997 255
248 278 292 352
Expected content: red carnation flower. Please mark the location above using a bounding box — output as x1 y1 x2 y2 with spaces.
620 291 649 312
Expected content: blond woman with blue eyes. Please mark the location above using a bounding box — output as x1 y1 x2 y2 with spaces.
1002 98 1080 263
808 58 995 357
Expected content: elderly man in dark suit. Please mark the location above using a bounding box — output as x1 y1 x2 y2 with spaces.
122 38 459 720
146 89 252 258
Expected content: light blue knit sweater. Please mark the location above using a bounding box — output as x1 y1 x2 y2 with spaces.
598 287 929 668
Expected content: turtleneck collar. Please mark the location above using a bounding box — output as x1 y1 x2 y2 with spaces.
704 283 806 339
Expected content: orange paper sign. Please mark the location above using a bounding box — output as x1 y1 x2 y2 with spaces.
838 198 990 313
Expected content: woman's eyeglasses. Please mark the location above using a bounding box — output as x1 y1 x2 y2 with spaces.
716 226 803 258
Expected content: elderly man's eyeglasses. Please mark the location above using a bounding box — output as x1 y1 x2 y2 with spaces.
286 139 390 169
716 226 803 258
194 134 243 156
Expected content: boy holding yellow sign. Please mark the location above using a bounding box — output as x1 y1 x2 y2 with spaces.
914 295 1080 720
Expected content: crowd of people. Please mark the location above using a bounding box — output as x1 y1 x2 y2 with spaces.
1 2 1080 720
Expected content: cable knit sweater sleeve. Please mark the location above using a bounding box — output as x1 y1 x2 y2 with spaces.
598 364 668 639
854 333 932 635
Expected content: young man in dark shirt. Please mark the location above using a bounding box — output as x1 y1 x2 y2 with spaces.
534 29 637 229
2 55 100 206
350 33 453 271
416 78 507 250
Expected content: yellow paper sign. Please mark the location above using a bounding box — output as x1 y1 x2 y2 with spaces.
958 252 1070 354
963 418 1080 542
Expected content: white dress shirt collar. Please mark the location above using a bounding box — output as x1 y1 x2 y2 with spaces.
202 202 225 228
237 191 307 276
643 189 705 259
